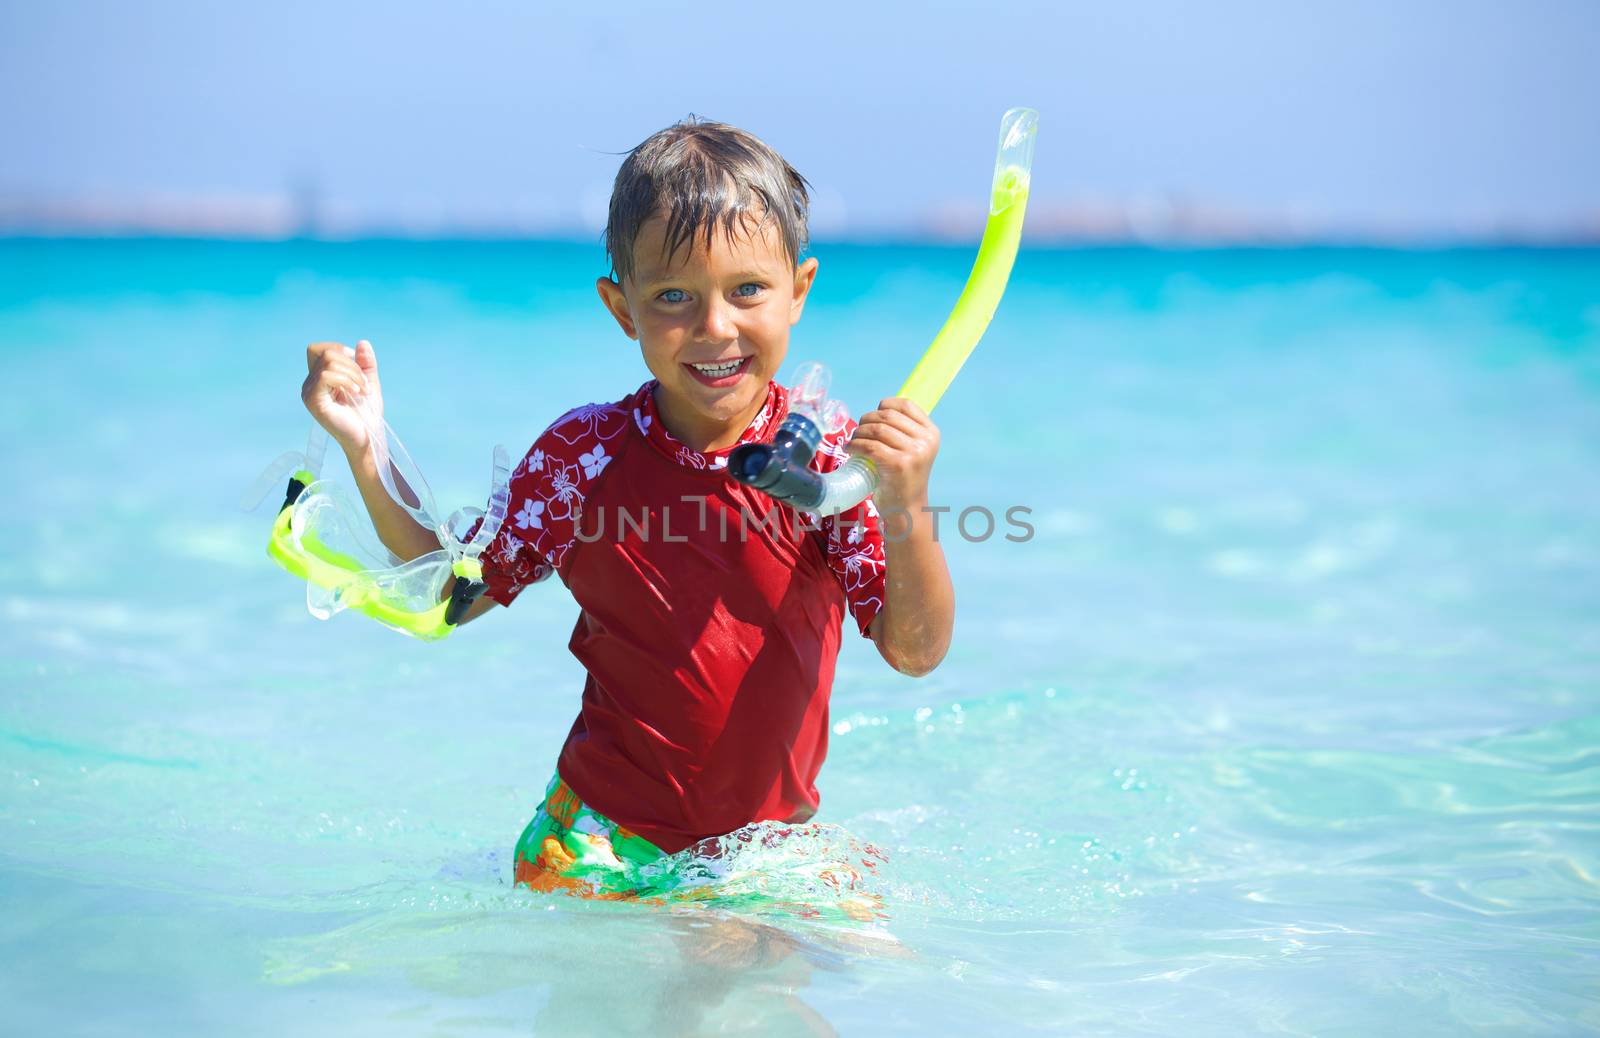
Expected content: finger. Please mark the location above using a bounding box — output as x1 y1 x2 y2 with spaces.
325 353 369 389
859 405 933 434
306 340 347 368
328 356 371 388
844 436 882 464
858 410 932 445
308 343 360 384
354 339 381 383
847 437 912 473
861 408 930 439
850 423 916 452
317 371 365 400
330 381 370 407
876 397 930 423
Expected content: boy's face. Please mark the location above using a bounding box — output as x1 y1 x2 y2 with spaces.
597 212 818 447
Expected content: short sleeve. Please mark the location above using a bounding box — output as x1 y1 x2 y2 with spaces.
813 420 888 638
479 450 557 607
480 400 631 607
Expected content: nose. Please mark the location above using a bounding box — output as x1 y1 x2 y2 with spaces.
694 296 737 344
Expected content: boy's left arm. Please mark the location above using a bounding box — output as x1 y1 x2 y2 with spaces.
849 398 955 678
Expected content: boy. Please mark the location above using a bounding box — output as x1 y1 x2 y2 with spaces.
301 118 955 894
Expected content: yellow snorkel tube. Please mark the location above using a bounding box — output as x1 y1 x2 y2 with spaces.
729 107 1038 512
900 106 1037 413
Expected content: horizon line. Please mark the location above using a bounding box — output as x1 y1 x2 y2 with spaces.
4 228 1599 250
4 192 1599 249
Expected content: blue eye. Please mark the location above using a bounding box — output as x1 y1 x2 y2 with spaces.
734 283 764 298
659 288 688 304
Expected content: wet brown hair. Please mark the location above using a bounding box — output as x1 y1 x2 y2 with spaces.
605 116 810 284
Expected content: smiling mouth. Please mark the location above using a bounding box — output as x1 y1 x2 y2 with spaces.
684 356 752 387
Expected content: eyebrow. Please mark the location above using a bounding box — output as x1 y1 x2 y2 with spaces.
639 269 776 287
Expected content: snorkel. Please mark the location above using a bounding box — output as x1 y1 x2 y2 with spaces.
256 109 1034 637
729 107 1038 513
248 398 511 641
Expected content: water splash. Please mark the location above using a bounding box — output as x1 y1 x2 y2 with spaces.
637 821 894 930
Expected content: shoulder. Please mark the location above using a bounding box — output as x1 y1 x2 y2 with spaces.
538 395 636 454
511 389 645 480
496 390 644 574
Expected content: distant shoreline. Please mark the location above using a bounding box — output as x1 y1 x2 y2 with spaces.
3 232 1598 251
4 195 1596 250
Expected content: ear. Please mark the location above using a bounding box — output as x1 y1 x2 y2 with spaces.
788 257 819 326
596 276 638 340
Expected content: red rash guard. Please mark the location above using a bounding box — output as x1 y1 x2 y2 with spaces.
480 379 888 854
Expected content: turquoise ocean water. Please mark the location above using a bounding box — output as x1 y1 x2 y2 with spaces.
2 239 1597 1034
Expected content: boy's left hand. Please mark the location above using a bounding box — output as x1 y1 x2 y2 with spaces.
847 398 940 513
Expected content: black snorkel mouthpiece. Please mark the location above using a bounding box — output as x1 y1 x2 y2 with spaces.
443 576 488 627
728 412 827 512
730 361 869 514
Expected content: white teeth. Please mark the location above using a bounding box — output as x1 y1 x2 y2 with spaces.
691 359 743 376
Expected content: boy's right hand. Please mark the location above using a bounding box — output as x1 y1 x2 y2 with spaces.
302 339 383 452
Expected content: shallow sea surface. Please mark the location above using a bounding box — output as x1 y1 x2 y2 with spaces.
2 239 1598 1035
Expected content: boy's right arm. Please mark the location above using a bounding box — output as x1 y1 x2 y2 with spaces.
304 340 502 624
301 339 442 565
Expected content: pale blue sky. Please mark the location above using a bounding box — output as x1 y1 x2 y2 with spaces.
2 0 1597 235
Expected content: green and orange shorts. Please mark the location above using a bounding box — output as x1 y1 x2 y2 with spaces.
513 772 669 898
513 772 889 925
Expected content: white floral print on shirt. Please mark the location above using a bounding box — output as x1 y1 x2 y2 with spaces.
480 381 887 637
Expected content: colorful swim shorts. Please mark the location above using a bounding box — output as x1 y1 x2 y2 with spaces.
512 772 889 925
513 772 667 897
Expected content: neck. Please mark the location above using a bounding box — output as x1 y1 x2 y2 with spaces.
652 384 765 453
